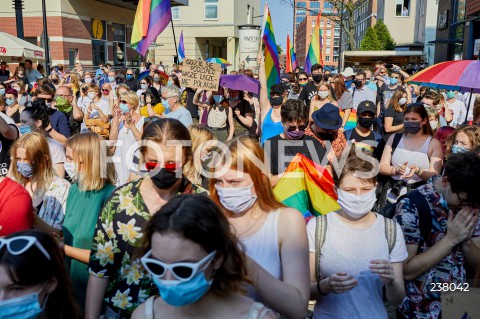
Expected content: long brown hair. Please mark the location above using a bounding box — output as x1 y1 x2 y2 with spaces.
332 75 348 100
210 137 284 213
404 103 434 136
389 87 407 113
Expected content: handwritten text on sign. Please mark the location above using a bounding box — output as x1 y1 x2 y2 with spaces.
181 58 221 91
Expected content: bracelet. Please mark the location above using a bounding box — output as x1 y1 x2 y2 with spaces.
415 167 422 175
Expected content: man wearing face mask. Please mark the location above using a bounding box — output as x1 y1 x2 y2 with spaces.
445 90 466 128
125 69 138 91
377 71 404 115
265 99 326 186
280 73 292 94
52 86 84 136
305 103 347 162
0 61 9 82
298 64 324 108
395 152 480 319
344 101 383 159
349 72 377 112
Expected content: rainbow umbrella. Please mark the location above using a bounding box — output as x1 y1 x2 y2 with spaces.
138 70 169 85
405 60 480 119
206 57 231 68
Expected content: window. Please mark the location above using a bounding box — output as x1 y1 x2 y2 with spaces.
91 19 107 67
297 9 306 16
172 6 180 20
326 29 331 36
327 20 331 27
320 20 324 27
312 20 316 27
325 55 330 62
324 2 334 9
205 0 218 20
297 2 306 8
69 49 78 67
310 2 320 8
326 38 331 45
334 29 340 37
326 47 331 54
205 40 210 59
296 16 305 23
333 56 339 62
309 9 319 16
395 0 410 16
113 23 126 66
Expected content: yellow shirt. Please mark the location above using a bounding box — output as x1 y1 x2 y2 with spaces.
140 102 165 117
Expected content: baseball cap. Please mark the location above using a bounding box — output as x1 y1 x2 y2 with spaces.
357 100 377 115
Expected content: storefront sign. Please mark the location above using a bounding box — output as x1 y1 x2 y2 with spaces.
239 26 261 69
181 58 221 91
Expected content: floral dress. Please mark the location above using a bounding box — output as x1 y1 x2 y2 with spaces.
88 178 204 318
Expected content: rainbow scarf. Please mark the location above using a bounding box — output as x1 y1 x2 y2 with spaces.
262 3 280 91
273 154 340 218
131 0 172 56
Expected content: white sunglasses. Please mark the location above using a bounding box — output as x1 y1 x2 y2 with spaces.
0 236 51 261
141 250 216 281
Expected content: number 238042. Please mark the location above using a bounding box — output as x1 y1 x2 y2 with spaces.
429 283 470 292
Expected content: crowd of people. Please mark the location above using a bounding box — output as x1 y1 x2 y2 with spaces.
0 57 479 319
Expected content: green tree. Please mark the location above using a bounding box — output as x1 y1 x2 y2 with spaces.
373 19 396 50
276 44 283 55
359 27 382 51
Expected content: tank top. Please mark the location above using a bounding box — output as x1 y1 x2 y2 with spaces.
241 210 282 300
260 108 283 145
392 136 432 184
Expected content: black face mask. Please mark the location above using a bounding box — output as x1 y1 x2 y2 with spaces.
282 82 291 90
151 168 182 190
314 130 335 141
354 80 363 88
270 96 284 107
358 117 375 128
312 74 323 82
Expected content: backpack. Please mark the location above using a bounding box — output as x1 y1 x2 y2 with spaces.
314 214 398 282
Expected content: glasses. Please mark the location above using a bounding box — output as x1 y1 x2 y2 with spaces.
102 89 110 93
0 236 51 261
285 124 307 131
141 250 216 281
40 98 53 103
298 78 308 82
145 161 178 172
55 94 70 98
119 100 128 104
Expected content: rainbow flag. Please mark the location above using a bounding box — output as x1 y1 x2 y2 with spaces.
273 154 340 218
178 30 185 62
131 0 172 56
341 108 357 131
286 33 293 72
291 48 298 70
262 3 280 90
305 12 323 73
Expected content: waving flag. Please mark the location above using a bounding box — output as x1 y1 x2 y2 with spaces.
286 33 293 72
305 12 323 73
262 3 280 89
273 154 340 219
131 0 172 56
291 47 298 70
178 30 185 62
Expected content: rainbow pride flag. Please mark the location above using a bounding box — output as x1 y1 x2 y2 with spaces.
178 30 185 62
305 12 323 73
291 50 298 70
341 108 357 131
286 33 293 73
131 0 172 56
273 154 340 218
262 3 280 90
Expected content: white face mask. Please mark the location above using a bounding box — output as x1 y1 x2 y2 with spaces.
398 97 407 106
87 92 96 100
317 91 329 99
337 188 376 219
64 162 77 180
429 120 438 130
215 183 257 214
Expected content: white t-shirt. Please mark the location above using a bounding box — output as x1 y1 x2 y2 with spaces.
307 213 408 319
81 99 112 131
446 99 467 127
47 137 66 165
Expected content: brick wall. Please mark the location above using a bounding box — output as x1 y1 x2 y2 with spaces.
467 0 480 16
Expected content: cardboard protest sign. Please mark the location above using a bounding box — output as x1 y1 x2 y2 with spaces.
180 58 221 91
442 289 480 319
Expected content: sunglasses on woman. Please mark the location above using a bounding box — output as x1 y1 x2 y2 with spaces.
298 78 308 82
0 236 51 261
144 161 178 172
141 250 216 281
285 124 307 131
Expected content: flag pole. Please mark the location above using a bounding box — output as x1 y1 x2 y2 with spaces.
171 19 179 64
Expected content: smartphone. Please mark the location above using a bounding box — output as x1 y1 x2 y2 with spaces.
385 64 394 69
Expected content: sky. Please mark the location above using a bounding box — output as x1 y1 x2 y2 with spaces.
260 0 293 50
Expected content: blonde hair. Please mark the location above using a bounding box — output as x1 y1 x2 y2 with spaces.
313 82 334 102
445 125 480 155
119 91 139 110
65 132 116 191
186 124 217 184
10 132 54 192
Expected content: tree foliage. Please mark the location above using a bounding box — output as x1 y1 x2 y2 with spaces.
373 19 396 50
359 27 382 51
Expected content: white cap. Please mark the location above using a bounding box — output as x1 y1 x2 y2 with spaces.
341 67 356 77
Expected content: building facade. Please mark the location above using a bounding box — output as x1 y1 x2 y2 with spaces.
294 0 339 69
351 0 379 50
0 0 188 69
434 0 466 62
464 0 480 59
154 0 261 72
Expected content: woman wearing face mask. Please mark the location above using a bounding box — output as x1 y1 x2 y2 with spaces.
288 71 308 100
110 91 144 185
136 75 152 98
379 104 443 209
309 83 338 122
186 124 217 189
444 125 480 156
259 83 287 145
152 73 162 92
0 230 82 319
49 72 61 89
265 99 326 186
19 101 66 178
50 132 116 309
9 132 70 233
82 83 111 132
132 195 277 319
307 154 407 319
4 88 22 124
331 75 354 131
82 71 95 85
210 137 310 319
426 106 441 135
60 73 81 98
86 119 205 319
14 66 27 85
384 88 408 142
101 83 114 103
15 81 30 107
226 88 256 139
195 88 234 142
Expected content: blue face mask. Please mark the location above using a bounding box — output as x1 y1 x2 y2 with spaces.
140 83 148 90
446 91 456 99
161 98 170 110
152 270 213 307
213 95 223 104
17 162 33 178
126 74 133 80
0 89 5 95
439 185 450 211
451 144 469 154
0 288 45 319
167 80 173 86
19 125 32 135
6 98 15 106
108 76 115 83
119 102 130 114
230 96 239 101
389 78 398 85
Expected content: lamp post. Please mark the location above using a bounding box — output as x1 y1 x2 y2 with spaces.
13 0 24 39
41 0 51 74
338 0 345 72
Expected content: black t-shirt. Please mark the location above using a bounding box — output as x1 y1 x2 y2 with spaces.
298 82 319 107
344 128 384 160
383 106 404 141
378 84 400 111
265 134 326 175
232 99 257 137
185 88 199 119
0 113 18 176
125 79 138 92
347 128 376 143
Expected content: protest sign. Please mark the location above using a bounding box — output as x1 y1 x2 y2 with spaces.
181 58 221 91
